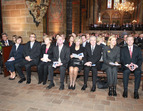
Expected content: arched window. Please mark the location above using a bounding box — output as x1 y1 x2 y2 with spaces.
107 0 112 8
107 0 126 9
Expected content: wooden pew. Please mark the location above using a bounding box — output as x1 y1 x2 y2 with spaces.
2 46 12 77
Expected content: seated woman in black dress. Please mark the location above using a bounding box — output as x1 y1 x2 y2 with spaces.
37 35 53 85
5 36 23 80
69 37 84 90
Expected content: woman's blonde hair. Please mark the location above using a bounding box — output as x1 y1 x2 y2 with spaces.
74 36 82 44
44 35 52 42
107 35 117 46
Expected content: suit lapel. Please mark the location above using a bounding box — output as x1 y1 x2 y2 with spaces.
60 45 64 58
32 41 36 49
132 46 136 59
93 45 97 54
126 46 131 59
89 44 92 55
55 46 59 58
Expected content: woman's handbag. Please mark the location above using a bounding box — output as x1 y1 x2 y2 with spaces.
71 58 83 66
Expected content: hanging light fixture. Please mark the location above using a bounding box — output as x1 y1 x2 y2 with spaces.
114 2 135 13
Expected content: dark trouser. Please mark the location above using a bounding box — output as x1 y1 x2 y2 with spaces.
48 65 66 84
15 60 37 81
106 66 117 86
123 69 141 92
84 66 97 86
5 60 19 72
38 62 51 83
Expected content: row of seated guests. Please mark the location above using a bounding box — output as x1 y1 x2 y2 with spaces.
90 23 143 30
3 32 142 100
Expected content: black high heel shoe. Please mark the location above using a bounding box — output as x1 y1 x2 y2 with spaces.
9 77 15 80
68 85 72 89
72 84 76 90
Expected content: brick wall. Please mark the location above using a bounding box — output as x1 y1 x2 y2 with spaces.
2 0 43 43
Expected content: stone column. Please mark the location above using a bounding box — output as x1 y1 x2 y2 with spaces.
66 0 72 37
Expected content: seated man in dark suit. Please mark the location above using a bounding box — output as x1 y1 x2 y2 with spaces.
46 35 70 90
81 36 102 92
1 33 14 46
15 33 41 84
121 36 142 99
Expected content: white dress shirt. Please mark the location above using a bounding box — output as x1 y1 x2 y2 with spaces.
15 43 19 51
128 45 133 53
58 44 63 63
30 41 35 49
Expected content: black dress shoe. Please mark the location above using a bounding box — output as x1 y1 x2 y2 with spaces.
46 83 55 89
26 81 31 84
43 82 46 85
59 85 64 90
18 78 26 83
108 87 113 96
72 84 76 90
81 84 87 90
134 92 139 99
113 86 117 96
91 86 96 92
123 90 128 98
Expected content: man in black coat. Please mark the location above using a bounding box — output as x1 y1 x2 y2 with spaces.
1 33 14 46
0 33 14 74
81 36 102 92
121 36 142 99
46 35 70 90
15 33 41 84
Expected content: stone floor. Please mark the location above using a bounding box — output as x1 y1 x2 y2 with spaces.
0 72 143 111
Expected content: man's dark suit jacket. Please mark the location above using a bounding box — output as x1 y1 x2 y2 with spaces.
40 44 53 62
23 41 41 64
9 44 24 62
83 44 102 65
1 40 14 46
121 45 142 70
52 45 70 67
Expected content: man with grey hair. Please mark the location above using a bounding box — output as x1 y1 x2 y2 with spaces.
81 36 102 92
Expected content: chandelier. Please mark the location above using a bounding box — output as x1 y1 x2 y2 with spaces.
114 2 135 13
26 0 49 26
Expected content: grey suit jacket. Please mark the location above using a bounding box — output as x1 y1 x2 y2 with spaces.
102 46 120 70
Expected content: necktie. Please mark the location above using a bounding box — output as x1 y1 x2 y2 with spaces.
91 46 94 55
129 47 132 58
